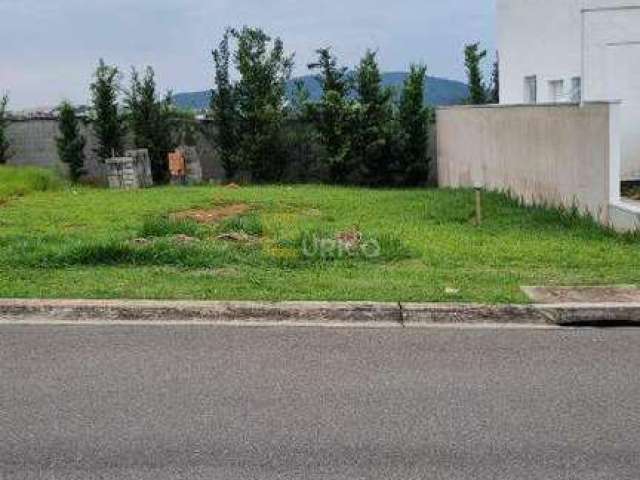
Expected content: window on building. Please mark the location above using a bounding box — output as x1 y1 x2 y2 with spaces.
549 80 565 103
570 77 582 103
524 76 537 104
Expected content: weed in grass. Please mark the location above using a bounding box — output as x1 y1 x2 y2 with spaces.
139 216 204 239
218 213 264 237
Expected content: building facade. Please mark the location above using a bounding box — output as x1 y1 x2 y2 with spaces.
497 0 640 180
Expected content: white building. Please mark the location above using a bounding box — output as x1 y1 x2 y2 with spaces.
497 0 640 180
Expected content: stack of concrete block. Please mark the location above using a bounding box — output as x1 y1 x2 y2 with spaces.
105 149 154 190
178 146 203 184
125 149 154 187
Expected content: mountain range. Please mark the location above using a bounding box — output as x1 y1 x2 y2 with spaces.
172 72 469 111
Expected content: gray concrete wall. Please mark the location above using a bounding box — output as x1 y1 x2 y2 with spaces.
6 118 223 182
437 102 621 226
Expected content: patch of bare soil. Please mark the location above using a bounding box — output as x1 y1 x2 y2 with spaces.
217 232 255 243
171 234 199 244
173 203 250 224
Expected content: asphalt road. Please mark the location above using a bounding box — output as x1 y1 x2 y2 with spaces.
1 324 639 479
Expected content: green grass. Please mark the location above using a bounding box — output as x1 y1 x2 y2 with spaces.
0 166 64 202
0 181 638 303
219 213 264 237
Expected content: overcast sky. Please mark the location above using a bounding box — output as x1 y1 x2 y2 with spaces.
0 0 496 110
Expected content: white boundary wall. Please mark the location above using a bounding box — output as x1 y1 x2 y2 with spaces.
497 0 640 180
437 102 627 228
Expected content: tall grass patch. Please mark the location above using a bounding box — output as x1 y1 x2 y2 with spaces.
0 166 64 202
139 216 205 239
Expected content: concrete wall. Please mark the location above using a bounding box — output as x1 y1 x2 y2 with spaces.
5 118 223 182
6 119 103 177
497 0 640 180
437 102 621 226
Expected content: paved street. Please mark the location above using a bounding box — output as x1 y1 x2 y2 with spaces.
1 324 639 479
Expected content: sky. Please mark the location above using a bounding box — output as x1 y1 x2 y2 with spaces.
0 0 496 110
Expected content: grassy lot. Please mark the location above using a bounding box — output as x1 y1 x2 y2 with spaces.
0 166 64 203
0 167 638 303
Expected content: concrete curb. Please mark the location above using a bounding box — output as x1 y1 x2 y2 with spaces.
0 299 402 325
1 299 639 326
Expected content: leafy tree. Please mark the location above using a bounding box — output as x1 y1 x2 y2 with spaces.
56 102 86 181
352 50 394 186
308 48 354 183
0 94 10 164
490 52 500 104
231 26 294 182
396 65 430 186
90 59 125 160
212 29 240 180
125 66 176 183
464 43 488 105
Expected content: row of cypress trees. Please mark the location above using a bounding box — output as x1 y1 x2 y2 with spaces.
212 27 433 187
56 61 178 183
53 28 494 186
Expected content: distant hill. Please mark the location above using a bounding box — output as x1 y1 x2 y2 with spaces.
172 72 469 111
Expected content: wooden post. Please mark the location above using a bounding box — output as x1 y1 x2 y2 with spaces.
475 183 483 226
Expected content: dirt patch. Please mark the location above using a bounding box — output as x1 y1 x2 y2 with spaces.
217 232 257 243
171 234 199 245
173 203 250 224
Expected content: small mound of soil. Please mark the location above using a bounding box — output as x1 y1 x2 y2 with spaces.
173 203 250 224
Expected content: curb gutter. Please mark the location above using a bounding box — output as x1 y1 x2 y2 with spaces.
1 299 639 326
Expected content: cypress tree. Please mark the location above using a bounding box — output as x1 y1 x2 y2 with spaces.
56 102 86 182
397 65 430 186
90 59 125 160
125 66 175 183
0 94 10 164
490 52 500 104
353 50 394 186
308 48 354 183
231 26 294 182
212 29 240 180
464 43 488 105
